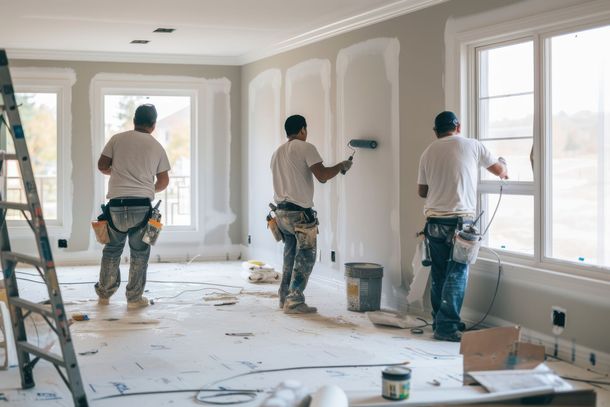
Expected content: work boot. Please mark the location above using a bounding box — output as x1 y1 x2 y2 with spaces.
98 297 109 305
127 296 150 310
433 331 462 342
279 299 285 309
284 303 317 314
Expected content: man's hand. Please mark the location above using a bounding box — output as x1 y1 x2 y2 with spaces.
341 159 353 173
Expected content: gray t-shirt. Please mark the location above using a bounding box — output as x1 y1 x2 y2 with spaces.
417 134 497 216
271 139 323 208
102 130 171 200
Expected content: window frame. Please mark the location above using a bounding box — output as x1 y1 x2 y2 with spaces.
91 74 202 238
7 68 75 236
448 0 610 280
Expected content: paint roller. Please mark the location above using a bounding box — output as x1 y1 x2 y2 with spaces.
341 139 378 174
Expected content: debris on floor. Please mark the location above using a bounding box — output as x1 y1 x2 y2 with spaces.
242 260 281 283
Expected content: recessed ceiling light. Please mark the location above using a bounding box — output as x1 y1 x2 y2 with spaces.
153 28 176 33
130 40 150 44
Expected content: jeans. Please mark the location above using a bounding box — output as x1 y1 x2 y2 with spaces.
425 221 469 336
95 205 151 302
275 209 317 307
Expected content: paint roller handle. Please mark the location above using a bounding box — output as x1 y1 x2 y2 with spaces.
340 156 353 175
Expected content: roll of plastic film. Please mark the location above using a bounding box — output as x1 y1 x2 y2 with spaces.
382 366 411 400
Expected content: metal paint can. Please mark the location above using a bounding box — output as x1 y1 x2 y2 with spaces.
382 366 411 400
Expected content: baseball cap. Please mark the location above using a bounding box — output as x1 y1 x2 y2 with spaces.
434 111 459 132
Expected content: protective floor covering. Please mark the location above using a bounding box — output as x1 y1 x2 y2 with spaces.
0 261 608 406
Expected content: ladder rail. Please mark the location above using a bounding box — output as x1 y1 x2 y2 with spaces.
0 49 89 406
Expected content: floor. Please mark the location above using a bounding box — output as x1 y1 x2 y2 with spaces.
0 261 608 406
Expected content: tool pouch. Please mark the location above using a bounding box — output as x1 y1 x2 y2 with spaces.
452 229 481 264
266 203 284 242
91 220 110 244
294 221 318 249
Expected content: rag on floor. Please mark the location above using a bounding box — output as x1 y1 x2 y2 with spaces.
241 260 281 283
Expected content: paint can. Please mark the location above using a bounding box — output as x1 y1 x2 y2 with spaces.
382 366 411 400
344 263 383 312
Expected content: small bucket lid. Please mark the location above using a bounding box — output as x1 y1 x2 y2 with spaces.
382 366 411 380
344 262 383 278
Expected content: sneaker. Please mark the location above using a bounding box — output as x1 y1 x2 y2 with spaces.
98 298 109 305
433 331 462 342
127 297 150 310
284 303 317 314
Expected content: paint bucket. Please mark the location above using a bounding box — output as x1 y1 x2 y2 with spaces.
344 263 383 312
382 366 411 400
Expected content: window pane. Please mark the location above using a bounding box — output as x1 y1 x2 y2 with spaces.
482 193 534 255
481 139 533 182
479 41 533 98
104 95 192 227
478 95 533 140
7 93 58 220
549 25 610 267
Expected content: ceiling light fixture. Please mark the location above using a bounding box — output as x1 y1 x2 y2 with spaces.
153 28 176 33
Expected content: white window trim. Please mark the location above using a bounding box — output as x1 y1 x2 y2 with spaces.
90 73 205 244
445 0 610 282
8 67 75 238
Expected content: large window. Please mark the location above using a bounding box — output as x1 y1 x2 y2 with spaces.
471 21 610 270
103 94 192 227
2 69 74 231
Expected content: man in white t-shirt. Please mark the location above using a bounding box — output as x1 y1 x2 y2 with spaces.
95 104 171 309
271 115 353 314
417 111 507 342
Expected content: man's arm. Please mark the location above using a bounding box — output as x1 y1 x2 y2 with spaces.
310 161 351 183
486 157 509 180
155 171 170 192
98 154 112 175
418 184 428 198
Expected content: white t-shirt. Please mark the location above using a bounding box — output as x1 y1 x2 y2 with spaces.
102 130 171 200
270 139 323 208
417 134 497 216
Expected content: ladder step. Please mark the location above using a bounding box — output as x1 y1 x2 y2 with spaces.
17 341 65 367
2 251 44 268
9 297 53 318
0 152 18 161
0 202 30 212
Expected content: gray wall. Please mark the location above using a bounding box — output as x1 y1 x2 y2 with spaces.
241 0 610 368
9 59 242 259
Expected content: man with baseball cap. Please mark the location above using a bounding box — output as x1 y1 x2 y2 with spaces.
417 111 508 342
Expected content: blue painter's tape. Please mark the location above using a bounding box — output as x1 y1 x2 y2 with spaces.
13 125 24 139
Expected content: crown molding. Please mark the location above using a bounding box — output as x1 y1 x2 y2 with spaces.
6 48 242 66
239 0 448 64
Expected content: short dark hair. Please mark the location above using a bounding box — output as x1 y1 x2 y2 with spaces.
433 111 459 134
134 104 157 127
284 115 307 137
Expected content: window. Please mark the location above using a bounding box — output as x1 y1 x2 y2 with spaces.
103 94 192 227
468 16 610 270
91 75 198 232
3 69 74 231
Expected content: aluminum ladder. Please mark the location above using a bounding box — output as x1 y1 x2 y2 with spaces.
0 49 88 406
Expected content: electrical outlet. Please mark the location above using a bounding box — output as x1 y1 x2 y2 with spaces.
552 306 566 335
331 251 336 262
57 239 68 248
248 235 251 244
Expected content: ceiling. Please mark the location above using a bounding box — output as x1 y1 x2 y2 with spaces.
0 0 446 65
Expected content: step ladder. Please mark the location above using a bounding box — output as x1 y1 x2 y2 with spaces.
0 50 88 406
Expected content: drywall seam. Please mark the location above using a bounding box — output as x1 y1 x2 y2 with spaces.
285 59 333 256
8 67 76 239
204 78 236 245
247 69 282 262
336 38 401 294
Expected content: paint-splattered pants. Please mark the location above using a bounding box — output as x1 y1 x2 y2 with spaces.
95 205 151 302
275 209 317 307
425 219 469 336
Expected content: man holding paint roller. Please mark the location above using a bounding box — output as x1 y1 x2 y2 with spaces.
271 115 353 314
95 104 171 309
417 111 508 342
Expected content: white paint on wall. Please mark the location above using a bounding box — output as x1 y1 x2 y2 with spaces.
336 38 401 306
248 69 283 262
285 59 334 267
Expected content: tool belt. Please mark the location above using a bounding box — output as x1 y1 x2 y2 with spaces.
276 201 316 224
101 198 152 232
